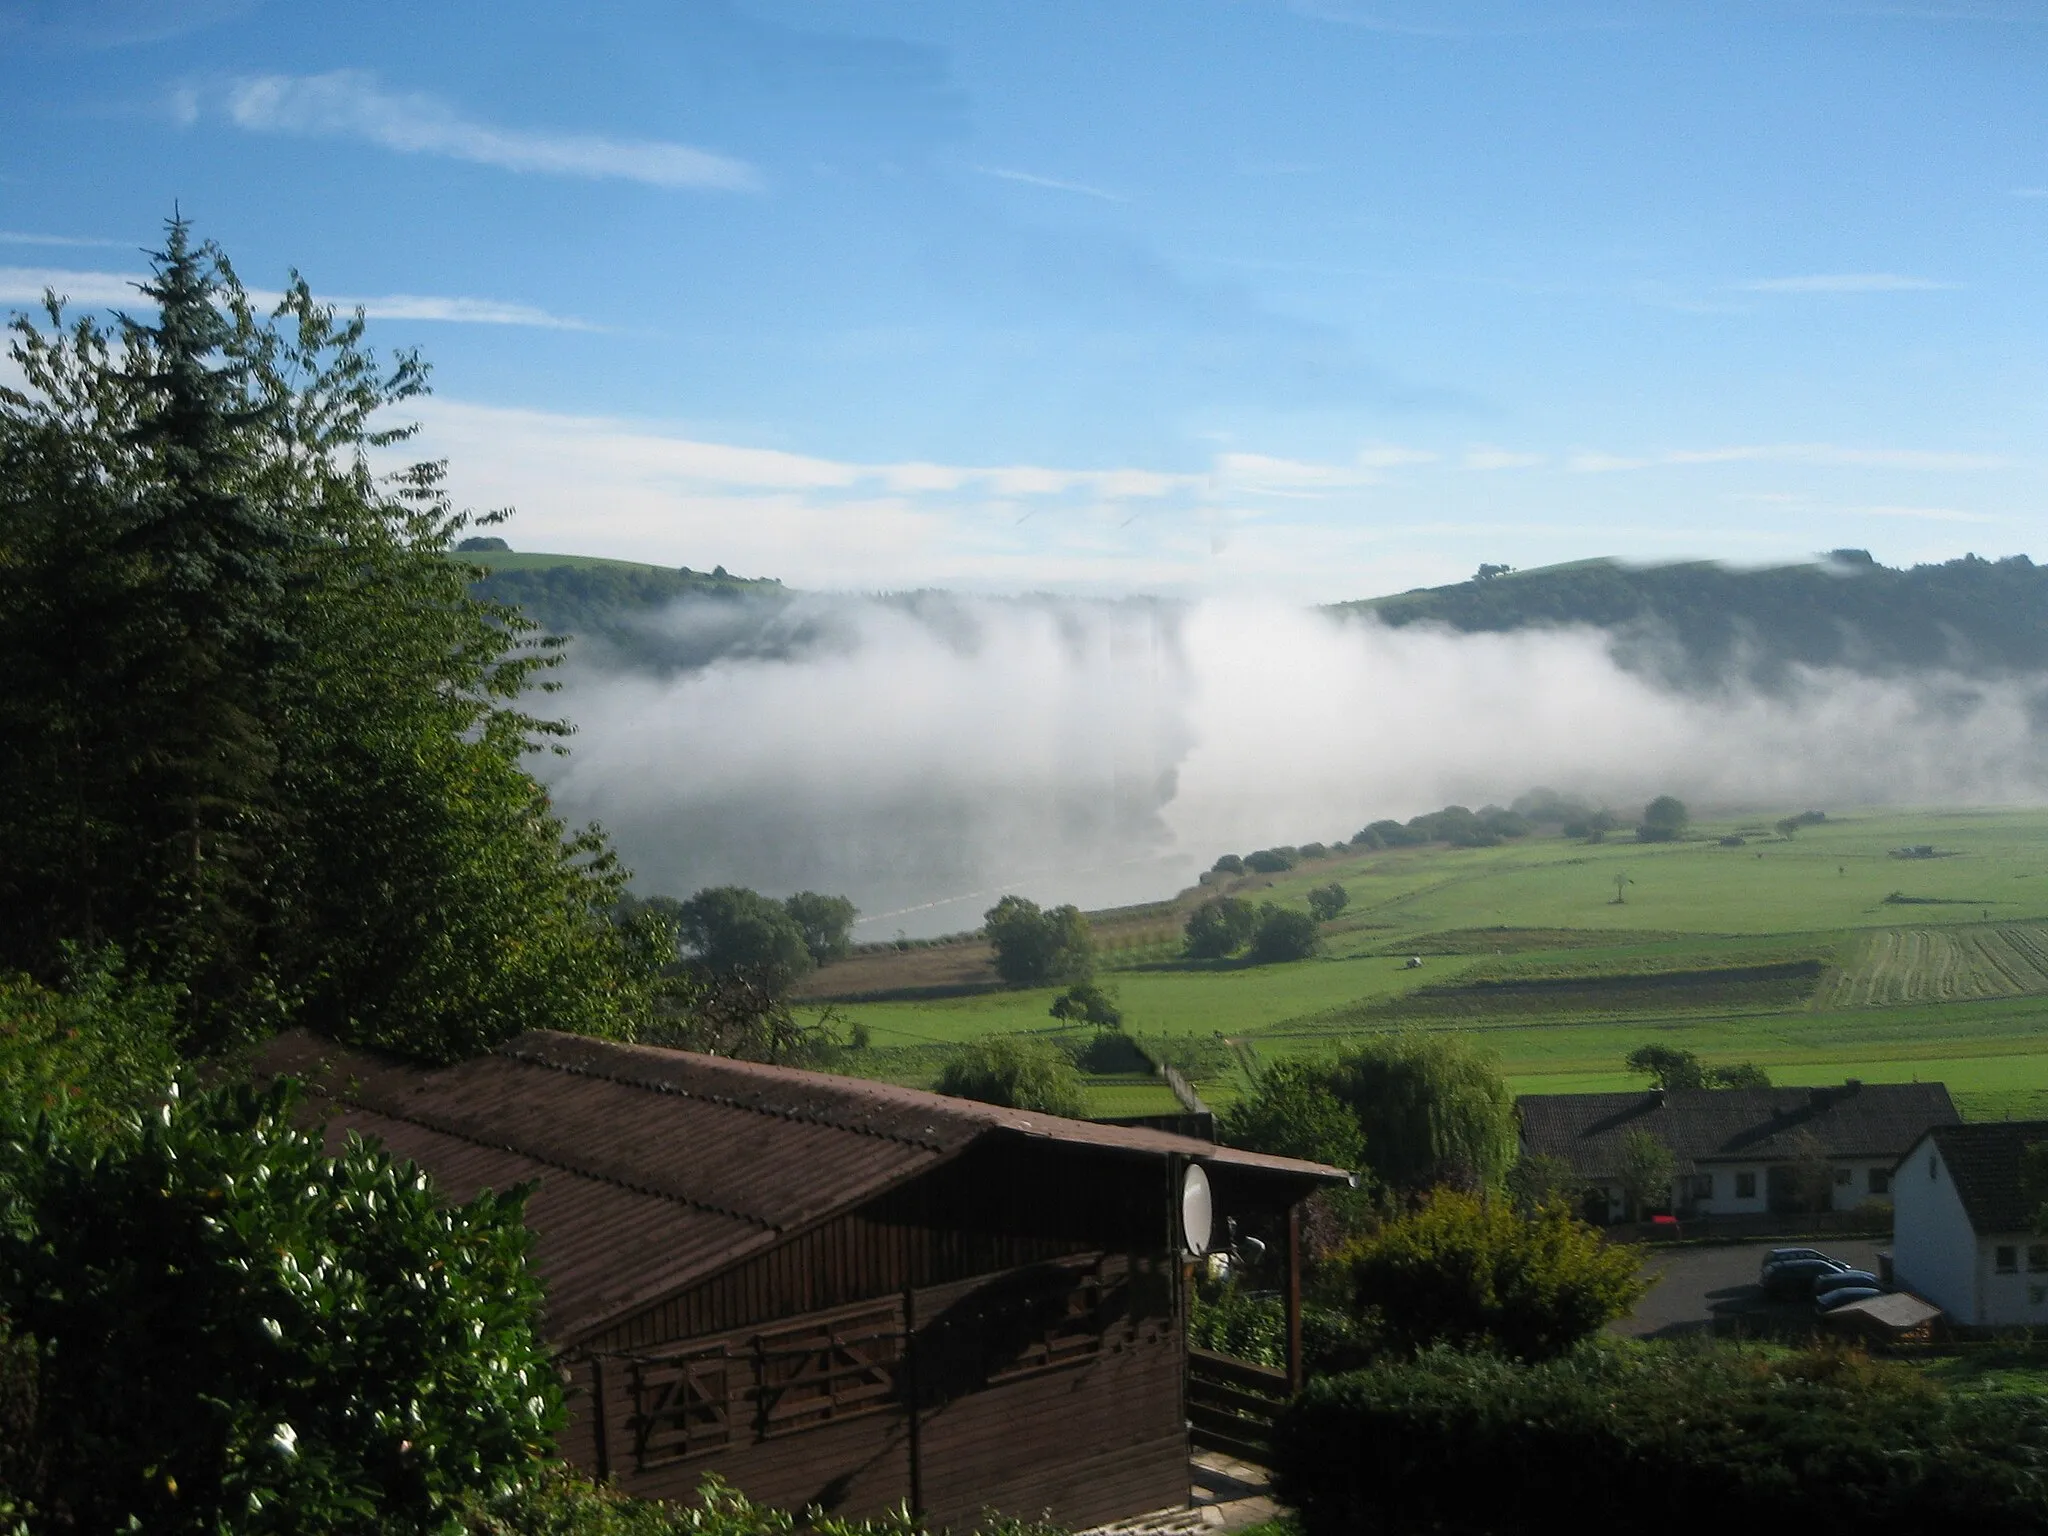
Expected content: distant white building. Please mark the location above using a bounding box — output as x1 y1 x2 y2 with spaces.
1893 1121 2048 1327
1517 1082 1959 1224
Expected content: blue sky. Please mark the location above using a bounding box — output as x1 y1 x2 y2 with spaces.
3 0 2045 599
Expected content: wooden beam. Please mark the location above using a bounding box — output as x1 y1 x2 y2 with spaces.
1286 1205 1304 1395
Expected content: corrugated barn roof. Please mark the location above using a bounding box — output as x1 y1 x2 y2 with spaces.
258 1029 1341 1342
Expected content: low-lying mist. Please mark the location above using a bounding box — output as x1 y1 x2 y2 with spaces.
536 593 2048 938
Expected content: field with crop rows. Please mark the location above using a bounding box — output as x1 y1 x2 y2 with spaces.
1823 924 2048 1007
810 808 2048 1120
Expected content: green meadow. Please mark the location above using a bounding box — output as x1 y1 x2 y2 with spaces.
819 808 2048 1121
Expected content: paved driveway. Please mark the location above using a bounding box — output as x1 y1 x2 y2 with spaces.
1608 1238 1886 1338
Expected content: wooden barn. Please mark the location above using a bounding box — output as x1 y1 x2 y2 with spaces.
259 1030 1343 1528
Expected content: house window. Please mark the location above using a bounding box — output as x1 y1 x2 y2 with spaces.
2028 1245 2048 1273
1735 1172 1757 1199
1690 1173 1714 1201
1869 1168 1890 1195
1997 1246 2018 1273
1834 1167 1852 1187
2032 1285 2047 1307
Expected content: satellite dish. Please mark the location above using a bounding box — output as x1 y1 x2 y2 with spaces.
1180 1163 1214 1256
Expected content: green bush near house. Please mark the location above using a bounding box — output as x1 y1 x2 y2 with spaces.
0 1079 560 1534
1336 1190 1646 1362
1274 1341 2048 1536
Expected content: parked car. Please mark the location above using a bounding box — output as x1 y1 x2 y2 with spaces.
1761 1257 1849 1300
1816 1286 1884 1314
1813 1269 1881 1297
1760 1246 1830 1279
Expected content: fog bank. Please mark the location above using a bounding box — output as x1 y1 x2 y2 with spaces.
537 594 2048 937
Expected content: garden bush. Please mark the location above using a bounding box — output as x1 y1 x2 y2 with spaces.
1338 1190 1645 1360
0 1079 560 1534
1273 1341 2048 1536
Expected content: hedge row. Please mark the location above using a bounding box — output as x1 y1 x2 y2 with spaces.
1272 1344 2048 1535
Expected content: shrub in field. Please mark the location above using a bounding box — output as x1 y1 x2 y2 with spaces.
0 1080 560 1534
1183 897 1260 960
1243 848 1298 874
1210 854 1246 875
1338 1190 1646 1361
1273 1341 2048 1536
1305 883 1348 922
935 1036 1086 1118
1047 980 1122 1030
1248 907 1322 963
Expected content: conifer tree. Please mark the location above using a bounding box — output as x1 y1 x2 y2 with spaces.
0 218 654 1059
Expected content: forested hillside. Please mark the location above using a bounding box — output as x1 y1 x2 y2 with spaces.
1334 551 2048 687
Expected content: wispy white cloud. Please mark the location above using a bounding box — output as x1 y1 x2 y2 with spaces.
220 70 759 192
1356 445 1437 468
0 266 138 307
1215 452 1372 495
0 266 598 329
1740 272 1957 293
0 230 129 249
1463 446 1544 470
971 166 1128 203
1854 504 2003 524
1569 443 2015 473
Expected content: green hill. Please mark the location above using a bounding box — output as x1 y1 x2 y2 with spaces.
450 546 787 658
1332 551 2048 687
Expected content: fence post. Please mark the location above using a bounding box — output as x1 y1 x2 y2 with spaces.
1286 1204 1304 1395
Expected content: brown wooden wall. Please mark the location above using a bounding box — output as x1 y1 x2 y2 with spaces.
564 1252 1186 1529
559 1138 1194 1528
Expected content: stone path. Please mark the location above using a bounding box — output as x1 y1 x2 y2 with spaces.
1079 1452 1281 1536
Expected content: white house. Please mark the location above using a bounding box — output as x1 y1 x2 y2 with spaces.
1517 1081 1958 1224
1893 1120 2048 1327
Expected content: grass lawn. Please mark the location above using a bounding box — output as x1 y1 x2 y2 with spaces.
806 807 2048 1121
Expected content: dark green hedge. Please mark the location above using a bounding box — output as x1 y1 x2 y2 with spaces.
1272 1344 2048 1536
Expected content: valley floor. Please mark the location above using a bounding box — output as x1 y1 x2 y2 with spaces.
800 808 2048 1122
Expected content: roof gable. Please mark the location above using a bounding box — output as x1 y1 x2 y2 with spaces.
1924 1121 2048 1235
1517 1082 1959 1176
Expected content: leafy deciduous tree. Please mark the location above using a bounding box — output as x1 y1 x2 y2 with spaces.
1184 897 1259 960
783 891 858 965
1331 1034 1519 1195
982 896 1093 987
1616 1127 1678 1216
1220 1060 1366 1170
673 887 814 991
